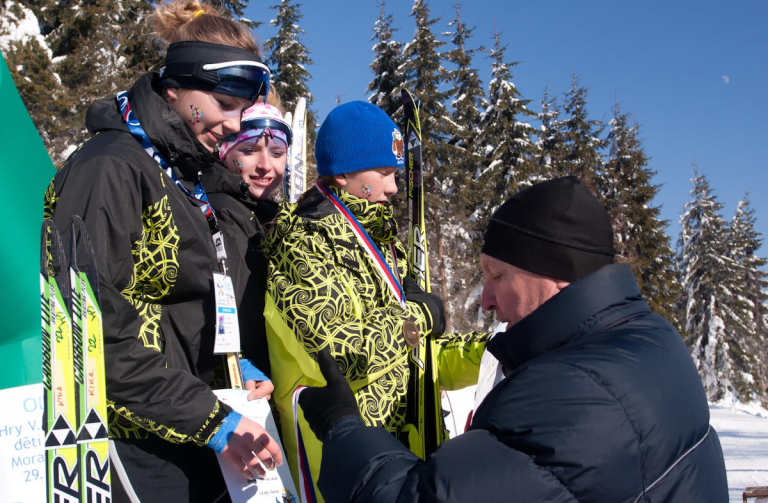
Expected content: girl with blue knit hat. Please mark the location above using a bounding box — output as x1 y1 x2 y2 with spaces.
261 101 489 502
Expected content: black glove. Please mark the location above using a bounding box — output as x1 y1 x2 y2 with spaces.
403 276 446 335
298 348 361 441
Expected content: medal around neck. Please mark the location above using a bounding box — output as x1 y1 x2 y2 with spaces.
403 319 420 348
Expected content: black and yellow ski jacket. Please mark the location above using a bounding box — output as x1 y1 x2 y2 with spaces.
43 73 260 502
263 184 489 500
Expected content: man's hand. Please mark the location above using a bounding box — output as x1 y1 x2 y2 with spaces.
245 379 274 401
298 348 361 441
220 416 284 479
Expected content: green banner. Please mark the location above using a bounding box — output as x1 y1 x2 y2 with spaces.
0 54 55 389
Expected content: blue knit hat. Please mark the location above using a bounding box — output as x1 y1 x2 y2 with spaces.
315 101 405 176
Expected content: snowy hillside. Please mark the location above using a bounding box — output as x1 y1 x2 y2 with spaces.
444 388 768 503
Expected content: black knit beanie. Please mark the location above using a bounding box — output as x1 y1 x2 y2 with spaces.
481 176 616 282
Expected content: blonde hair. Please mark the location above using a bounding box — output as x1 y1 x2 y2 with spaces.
153 0 259 54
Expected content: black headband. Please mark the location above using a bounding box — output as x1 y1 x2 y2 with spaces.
160 41 269 101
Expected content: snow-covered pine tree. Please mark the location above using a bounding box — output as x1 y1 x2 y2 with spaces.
445 3 485 205
263 0 318 172
457 24 539 332
401 0 456 328
601 103 682 331
446 3 485 154
209 0 262 30
1 1 73 157
366 0 406 120
2 0 157 164
560 72 606 194
678 169 745 402
535 84 566 177
727 195 768 404
442 3 489 332
475 25 538 199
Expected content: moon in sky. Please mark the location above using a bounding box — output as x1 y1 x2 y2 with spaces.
722 75 730 84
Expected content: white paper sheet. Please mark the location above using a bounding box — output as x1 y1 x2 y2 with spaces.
213 389 298 503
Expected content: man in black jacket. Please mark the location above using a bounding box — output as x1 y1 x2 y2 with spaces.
298 176 729 503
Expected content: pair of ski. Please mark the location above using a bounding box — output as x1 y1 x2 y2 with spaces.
41 217 111 502
402 89 443 460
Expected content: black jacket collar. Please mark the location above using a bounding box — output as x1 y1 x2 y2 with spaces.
487 263 650 374
85 72 220 181
200 167 279 223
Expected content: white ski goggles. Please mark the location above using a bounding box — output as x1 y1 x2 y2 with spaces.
219 118 293 160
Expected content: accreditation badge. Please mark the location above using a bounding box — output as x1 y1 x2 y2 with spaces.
213 272 241 354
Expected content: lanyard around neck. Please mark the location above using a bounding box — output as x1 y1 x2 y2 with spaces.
116 91 228 270
315 180 405 308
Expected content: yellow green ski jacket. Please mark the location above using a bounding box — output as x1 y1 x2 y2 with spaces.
263 185 489 500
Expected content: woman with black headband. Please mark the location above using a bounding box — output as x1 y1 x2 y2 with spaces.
42 1 282 501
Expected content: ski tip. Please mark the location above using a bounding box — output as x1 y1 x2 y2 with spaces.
401 88 420 106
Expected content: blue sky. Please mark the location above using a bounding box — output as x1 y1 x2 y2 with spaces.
246 0 768 248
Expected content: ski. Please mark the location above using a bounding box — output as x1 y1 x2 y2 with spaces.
401 88 441 460
69 216 112 502
282 110 292 199
285 97 307 203
41 219 80 502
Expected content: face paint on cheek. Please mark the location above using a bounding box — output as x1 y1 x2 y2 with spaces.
361 183 373 198
190 104 204 124
233 158 243 174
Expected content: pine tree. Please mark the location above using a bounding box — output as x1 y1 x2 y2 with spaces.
366 0 405 120
560 72 606 193
727 196 768 403
535 84 566 177
678 169 744 402
602 102 682 331
1 2 73 154
264 0 317 174
446 3 485 154
400 0 456 327
475 25 538 202
442 3 488 332
209 0 263 30
445 3 485 226
3 0 158 164
452 24 539 332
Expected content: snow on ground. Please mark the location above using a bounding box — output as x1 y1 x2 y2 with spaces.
710 404 768 502
444 388 768 502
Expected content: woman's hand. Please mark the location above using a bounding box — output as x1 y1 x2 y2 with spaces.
245 379 274 401
220 416 283 480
